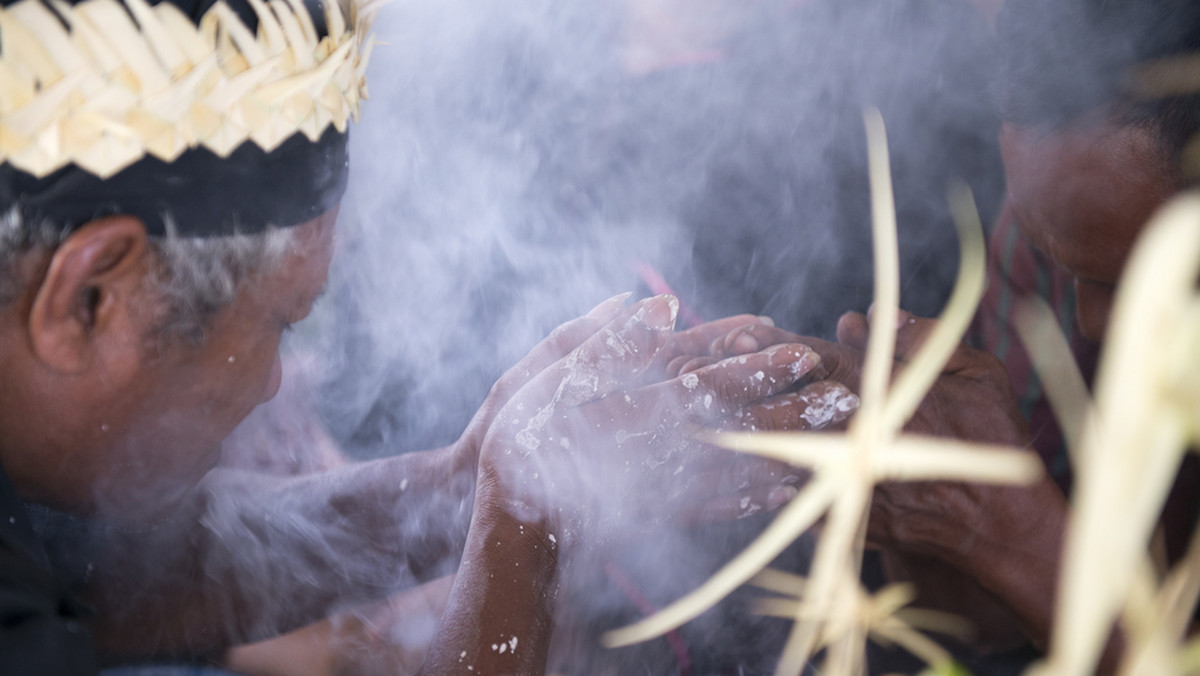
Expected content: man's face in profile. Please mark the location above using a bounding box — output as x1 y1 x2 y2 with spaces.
82 207 339 519
999 119 1175 341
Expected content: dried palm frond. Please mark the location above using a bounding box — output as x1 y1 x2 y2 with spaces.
1021 193 1200 676
602 109 1043 676
749 568 968 673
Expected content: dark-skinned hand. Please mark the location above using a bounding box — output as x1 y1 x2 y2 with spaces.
473 295 857 544
704 309 1071 652
453 293 781 474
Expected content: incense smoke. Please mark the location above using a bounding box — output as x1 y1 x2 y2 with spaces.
276 0 1006 671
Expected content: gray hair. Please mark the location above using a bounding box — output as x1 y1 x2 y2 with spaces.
0 209 297 344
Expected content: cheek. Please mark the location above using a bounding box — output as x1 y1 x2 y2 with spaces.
1074 279 1115 342
265 352 283 403
235 335 285 408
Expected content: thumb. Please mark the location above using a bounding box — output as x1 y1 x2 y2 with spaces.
845 305 936 363
888 308 933 362
873 306 986 375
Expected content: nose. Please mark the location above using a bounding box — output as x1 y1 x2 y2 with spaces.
263 353 283 403
1073 278 1114 343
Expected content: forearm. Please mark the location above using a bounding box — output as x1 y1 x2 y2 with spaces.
420 486 559 675
897 479 1067 653
88 446 475 661
941 478 1122 672
880 478 1068 653
947 487 1065 652
878 550 1030 652
223 575 457 676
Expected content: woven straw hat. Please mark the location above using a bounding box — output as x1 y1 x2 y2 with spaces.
0 0 378 180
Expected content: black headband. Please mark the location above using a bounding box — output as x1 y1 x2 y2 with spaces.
0 126 349 238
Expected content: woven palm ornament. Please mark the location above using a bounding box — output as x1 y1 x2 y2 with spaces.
0 0 378 235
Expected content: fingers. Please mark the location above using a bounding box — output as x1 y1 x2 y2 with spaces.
732 380 860 432
649 314 774 380
661 314 774 360
858 305 928 361
713 323 804 356
677 478 804 525
849 307 997 376
516 295 679 410
485 293 631 406
517 293 632 378
665 355 719 378
835 311 871 351
716 324 864 394
649 343 823 422
667 455 807 525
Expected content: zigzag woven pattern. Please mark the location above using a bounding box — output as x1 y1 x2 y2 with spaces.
0 0 377 179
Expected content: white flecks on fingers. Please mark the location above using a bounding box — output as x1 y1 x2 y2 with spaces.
739 495 762 518
604 327 635 358
614 429 653 446
681 372 700 390
799 386 861 430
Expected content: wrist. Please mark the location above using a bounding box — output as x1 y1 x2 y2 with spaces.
423 483 560 676
936 479 1066 569
473 474 557 535
926 478 1068 650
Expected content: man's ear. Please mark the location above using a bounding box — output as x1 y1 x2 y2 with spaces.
27 216 152 374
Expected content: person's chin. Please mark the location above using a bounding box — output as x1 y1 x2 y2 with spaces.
90 467 209 527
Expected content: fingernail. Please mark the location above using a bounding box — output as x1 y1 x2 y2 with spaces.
762 342 790 357
767 485 799 510
757 315 775 327
834 391 861 420
792 349 821 377
764 344 820 375
867 303 911 329
639 294 678 331
730 333 759 354
587 292 632 318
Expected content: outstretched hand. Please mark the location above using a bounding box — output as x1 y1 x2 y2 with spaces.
703 309 1071 651
706 308 1048 555
454 295 776 471
473 295 851 542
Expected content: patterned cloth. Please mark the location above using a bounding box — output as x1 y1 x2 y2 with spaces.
970 205 1101 493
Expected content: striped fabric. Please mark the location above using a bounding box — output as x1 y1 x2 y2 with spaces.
970 206 1101 493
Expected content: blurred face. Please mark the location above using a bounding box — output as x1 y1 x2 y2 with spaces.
999 119 1176 341
88 208 338 518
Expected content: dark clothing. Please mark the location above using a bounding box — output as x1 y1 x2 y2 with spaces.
0 464 97 676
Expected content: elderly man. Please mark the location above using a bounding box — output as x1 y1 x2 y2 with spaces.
716 0 1200 671
0 0 859 673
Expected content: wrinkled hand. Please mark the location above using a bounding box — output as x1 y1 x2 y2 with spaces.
708 309 1059 560
705 310 1073 653
473 295 839 543
454 294 774 471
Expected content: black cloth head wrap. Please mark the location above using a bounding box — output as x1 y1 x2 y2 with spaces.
0 0 347 237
